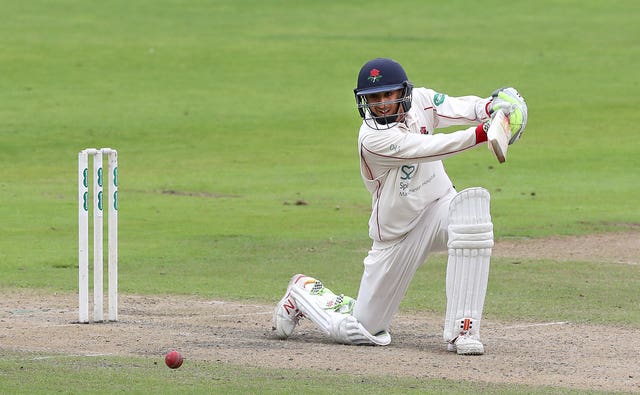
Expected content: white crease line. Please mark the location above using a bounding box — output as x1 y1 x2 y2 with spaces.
32 353 113 360
213 311 272 318
499 321 570 330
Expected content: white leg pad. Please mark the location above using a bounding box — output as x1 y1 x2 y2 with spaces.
443 187 493 343
289 282 391 346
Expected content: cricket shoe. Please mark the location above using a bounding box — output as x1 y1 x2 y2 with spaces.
272 274 306 339
447 333 484 355
292 274 355 315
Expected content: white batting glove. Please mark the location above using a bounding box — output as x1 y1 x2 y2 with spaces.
489 87 528 144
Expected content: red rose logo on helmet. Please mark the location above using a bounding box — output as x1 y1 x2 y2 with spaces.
368 68 382 83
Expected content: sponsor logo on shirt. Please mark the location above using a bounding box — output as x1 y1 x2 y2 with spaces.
400 165 415 180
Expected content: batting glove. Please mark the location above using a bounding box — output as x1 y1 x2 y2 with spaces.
489 87 528 144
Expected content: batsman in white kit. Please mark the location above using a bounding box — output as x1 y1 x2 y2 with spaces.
273 58 528 354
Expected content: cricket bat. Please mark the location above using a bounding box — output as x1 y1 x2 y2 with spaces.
487 109 511 163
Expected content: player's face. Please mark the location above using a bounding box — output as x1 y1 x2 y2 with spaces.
365 89 404 119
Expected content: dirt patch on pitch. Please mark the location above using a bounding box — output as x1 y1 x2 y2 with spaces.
1 232 638 392
492 231 639 265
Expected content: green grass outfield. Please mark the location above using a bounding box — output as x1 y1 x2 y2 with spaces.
0 350 609 395
1 0 638 393
0 350 611 395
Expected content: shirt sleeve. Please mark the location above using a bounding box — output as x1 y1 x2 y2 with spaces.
424 90 491 129
360 126 478 172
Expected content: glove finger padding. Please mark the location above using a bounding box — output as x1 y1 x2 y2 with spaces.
490 87 528 144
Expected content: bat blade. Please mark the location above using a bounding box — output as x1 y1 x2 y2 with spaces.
487 109 511 163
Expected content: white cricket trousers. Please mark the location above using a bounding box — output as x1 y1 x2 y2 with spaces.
352 188 456 335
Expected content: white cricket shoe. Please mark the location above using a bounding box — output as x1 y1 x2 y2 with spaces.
272 274 306 339
447 333 484 355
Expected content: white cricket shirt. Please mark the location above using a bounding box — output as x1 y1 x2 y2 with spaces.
358 87 491 246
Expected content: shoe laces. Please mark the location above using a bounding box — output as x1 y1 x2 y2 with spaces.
310 280 324 294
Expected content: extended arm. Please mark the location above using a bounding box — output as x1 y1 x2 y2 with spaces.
430 92 492 129
360 125 486 171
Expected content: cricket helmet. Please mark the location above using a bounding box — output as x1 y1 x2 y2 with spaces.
354 58 413 129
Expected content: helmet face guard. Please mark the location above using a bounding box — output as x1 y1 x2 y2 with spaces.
355 83 413 130
353 58 413 130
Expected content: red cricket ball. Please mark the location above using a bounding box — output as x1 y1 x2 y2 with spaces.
164 350 184 369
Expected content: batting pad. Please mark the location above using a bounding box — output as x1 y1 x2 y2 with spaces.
289 283 391 345
443 188 494 343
